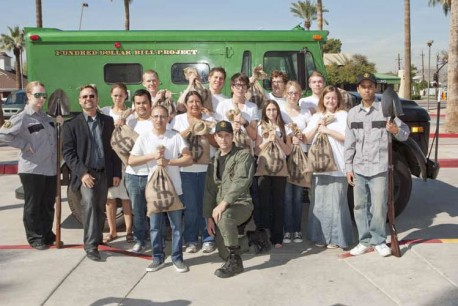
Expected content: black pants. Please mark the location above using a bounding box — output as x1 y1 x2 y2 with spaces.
19 173 57 245
257 176 287 245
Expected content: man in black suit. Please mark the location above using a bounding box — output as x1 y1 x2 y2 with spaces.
62 85 122 261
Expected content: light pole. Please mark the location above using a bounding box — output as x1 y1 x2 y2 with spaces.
426 40 433 111
79 3 89 30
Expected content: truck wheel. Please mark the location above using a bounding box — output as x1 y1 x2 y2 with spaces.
67 186 126 231
393 154 412 217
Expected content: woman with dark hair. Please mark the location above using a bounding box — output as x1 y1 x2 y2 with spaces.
304 85 353 249
171 90 217 253
100 82 133 243
255 99 291 248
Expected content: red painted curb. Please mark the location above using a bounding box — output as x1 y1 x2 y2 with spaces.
430 133 458 138
438 159 458 168
0 163 18 174
429 113 446 117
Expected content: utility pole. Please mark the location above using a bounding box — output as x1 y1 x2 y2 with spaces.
421 49 425 81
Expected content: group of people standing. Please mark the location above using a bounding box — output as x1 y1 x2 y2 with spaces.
0 67 409 279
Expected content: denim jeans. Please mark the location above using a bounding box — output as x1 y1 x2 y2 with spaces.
284 182 304 233
125 173 148 246
353 172 388 246
180 172 213 245
150 207 183 263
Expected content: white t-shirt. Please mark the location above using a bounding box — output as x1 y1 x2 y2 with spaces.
267 92 287 111
130 129 187 195
304 110 347 176
282 108 312 152
211 93 227 112
171 113 216 173
299 95 319 113
125 119 153 175
214 98 259 123
101 106 134 123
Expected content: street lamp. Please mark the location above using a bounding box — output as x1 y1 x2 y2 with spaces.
426 40 433 111
79 3 89 30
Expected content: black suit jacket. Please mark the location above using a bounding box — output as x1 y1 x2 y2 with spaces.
62 112 122 192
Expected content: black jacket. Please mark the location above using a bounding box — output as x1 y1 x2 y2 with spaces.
62 112 122 192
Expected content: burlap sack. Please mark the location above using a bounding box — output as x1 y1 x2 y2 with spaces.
233 128 254 155
287 144 311 187
146 166 184 215
154 89 176 118
255 141 288 177
110 109 138 165
305 132 337 173
178 67 213 112
180 119 213 164
245 64 268 109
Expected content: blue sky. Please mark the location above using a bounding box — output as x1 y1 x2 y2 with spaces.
0 0 450 73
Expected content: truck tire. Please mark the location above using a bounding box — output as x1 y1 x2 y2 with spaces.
67 186 125 231
347 154 412 218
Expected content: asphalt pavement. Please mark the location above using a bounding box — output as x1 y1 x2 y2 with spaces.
0 109 457 306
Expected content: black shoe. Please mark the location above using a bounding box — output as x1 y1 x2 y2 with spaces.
31 242 49 250
86 249 102 261
214 247 244 278
44 235 56 246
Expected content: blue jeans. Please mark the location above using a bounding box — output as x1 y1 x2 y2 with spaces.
180 172 213 245
284 182 304 233
150 208 183 263
353 172 388 246
125 173 148 246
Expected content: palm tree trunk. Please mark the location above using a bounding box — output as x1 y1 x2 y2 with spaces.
124 0 130 31
317 0 323 30
36 0 43 27
14 48 22 89
446 0 458 132
404 0 412 99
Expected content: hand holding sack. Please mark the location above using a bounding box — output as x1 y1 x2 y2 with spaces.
153 89 176 118
245 64 268 109
226 108 254 155
145 166 184 215
255 124 288 177
110 109 138 165
305 115 337 173
287 144 311 187
180 118 213 164
179 67 213 113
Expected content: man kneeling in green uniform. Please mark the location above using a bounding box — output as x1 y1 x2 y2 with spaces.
203 120 254 278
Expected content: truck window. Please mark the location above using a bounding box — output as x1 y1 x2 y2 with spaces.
103 63 142 84
171 63 210 84
241 51 252 76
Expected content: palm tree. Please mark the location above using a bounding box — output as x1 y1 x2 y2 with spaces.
404 0 412 99
36 0 42 27
429 0 457 132
290 1 316 30
111 0 133 30
0 26 25 89
317 0 323 30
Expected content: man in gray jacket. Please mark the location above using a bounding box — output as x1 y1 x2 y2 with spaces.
203 120 254 278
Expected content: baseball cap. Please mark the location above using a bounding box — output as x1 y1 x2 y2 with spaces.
356 72 377 86
215 120 233 134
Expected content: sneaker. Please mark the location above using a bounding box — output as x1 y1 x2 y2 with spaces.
293 232 303 243
375 243 391 257
350 243 370 256
132 242 144 253
202 242 216 253
283 232 292 244
185 243 198 253
327 244 339 249
173 260 189 273
315 242 326 248
146 259 164 272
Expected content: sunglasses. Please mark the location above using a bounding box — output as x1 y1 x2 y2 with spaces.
33 93 47 99
81 94 96 99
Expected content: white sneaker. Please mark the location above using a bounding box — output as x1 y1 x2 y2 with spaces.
350 243 369 256
185 243 198 253
293 232 303 243
132 242 143 253
202 242 216 253
375 243 391 257
283 232 292 244
173 260 189 273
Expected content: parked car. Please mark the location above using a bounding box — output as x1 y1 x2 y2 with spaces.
3 90 28 119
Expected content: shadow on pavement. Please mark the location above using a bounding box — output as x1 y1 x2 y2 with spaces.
89 297 191 306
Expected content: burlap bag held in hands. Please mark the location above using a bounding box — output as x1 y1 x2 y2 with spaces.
287 144 311 187
110 109 138 165
154 89 176 118
255 141 288 177
179 67 213 112
305 114 337 173
245 64 268 109
146 166 184 215
226 108 253 155
180 119 213 164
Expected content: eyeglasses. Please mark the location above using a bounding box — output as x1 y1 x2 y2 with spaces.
232 83 248 89
80 94 96 99
152 115 168 120
272 81 285 85
33 93 47 99
288 92 300 96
